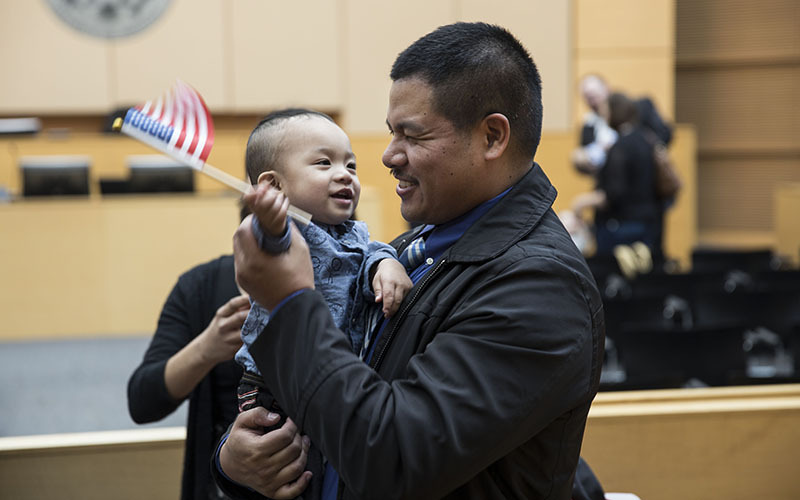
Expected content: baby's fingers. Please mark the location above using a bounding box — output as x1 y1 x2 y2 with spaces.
382 285 401 318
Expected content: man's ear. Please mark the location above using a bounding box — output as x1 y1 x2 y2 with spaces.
257 171 284 191
482 113 511 161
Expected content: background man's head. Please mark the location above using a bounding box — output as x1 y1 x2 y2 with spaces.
390 22 543 161
579 74 609 115
607 92 638 131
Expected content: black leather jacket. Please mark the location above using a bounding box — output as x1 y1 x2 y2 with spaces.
225 164 605 499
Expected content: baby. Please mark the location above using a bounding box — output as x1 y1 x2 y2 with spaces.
235 108 412 424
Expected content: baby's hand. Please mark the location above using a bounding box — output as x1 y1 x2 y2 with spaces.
244 182 289 237
372 259 413 318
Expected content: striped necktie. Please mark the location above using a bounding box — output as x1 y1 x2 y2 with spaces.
399 236 426 271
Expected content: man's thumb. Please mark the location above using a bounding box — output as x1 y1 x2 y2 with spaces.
237 406 279 429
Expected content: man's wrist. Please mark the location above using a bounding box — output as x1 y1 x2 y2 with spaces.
215 433 234 483
214 433 258 494
270 288 311 316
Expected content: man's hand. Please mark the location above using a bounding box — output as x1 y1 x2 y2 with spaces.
373 258 413 318
198 294 249 365
571 189 607 214
234 215 315 310
571 148 597 176
220 408 312 499
245 182 290 237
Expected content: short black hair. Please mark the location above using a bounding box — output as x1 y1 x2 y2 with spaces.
245 108 335 184
607 92 638 131
390 22 543 159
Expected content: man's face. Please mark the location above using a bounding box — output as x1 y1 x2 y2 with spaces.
382 78 484 225
581 78 608 115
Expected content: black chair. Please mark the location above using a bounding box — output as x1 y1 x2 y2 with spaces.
20 155 90 197
612 325 748 389
691 247 775 274
126 155 195 194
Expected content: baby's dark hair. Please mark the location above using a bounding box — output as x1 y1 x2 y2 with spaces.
245 108 335 184
607 92 638 131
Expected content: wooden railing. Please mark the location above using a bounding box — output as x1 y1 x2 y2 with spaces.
2 385 798 499
0 427 185 500
582 384 800 500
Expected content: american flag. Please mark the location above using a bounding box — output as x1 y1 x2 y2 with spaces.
120 80 214 170
117 80 312 224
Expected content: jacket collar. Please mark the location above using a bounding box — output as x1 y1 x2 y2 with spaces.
444 162 557 263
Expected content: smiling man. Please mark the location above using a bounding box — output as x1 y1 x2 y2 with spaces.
216 22 605 500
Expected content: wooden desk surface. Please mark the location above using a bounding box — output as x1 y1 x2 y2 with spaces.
0 194 241 340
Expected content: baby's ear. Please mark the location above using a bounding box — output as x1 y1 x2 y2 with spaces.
257 171 283 191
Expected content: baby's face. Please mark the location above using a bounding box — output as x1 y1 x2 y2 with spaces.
275 116 360 225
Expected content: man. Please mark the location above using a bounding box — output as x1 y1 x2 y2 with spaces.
574 74 673 176
573 74 618 175
217 22 604 499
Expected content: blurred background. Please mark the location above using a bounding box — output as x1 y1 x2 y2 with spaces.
0 1 798 499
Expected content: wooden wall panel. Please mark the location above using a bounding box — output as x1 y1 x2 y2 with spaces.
663 126 698 265
699 157 800 232
112 0 227 109
343 0 573 134
229 1 343 112
342 0 454 134
676 66 800 152
576 0 673 51
676 0 800 242
0 200 110 337
350 135 407 242
459 0 572 131
574 0 675 123
0 1 574 134
0 2 111 113
0 196 240 339
677 0 800 63
775 184 800 265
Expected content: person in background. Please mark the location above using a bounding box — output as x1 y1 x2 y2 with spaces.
573 74 618 176
128 205 250 500
573 92 662 256
572 74 672 178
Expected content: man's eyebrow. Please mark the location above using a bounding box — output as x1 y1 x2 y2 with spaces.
386 119 424 134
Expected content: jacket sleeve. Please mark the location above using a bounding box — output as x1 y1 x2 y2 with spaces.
127 271 201 423
210 433 275 500
250 252 600 499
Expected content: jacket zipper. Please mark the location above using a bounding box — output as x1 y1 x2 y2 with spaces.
337 258 448 498
369 258 448 370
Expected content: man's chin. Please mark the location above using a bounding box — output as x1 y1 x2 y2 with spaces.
400 205 422 225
